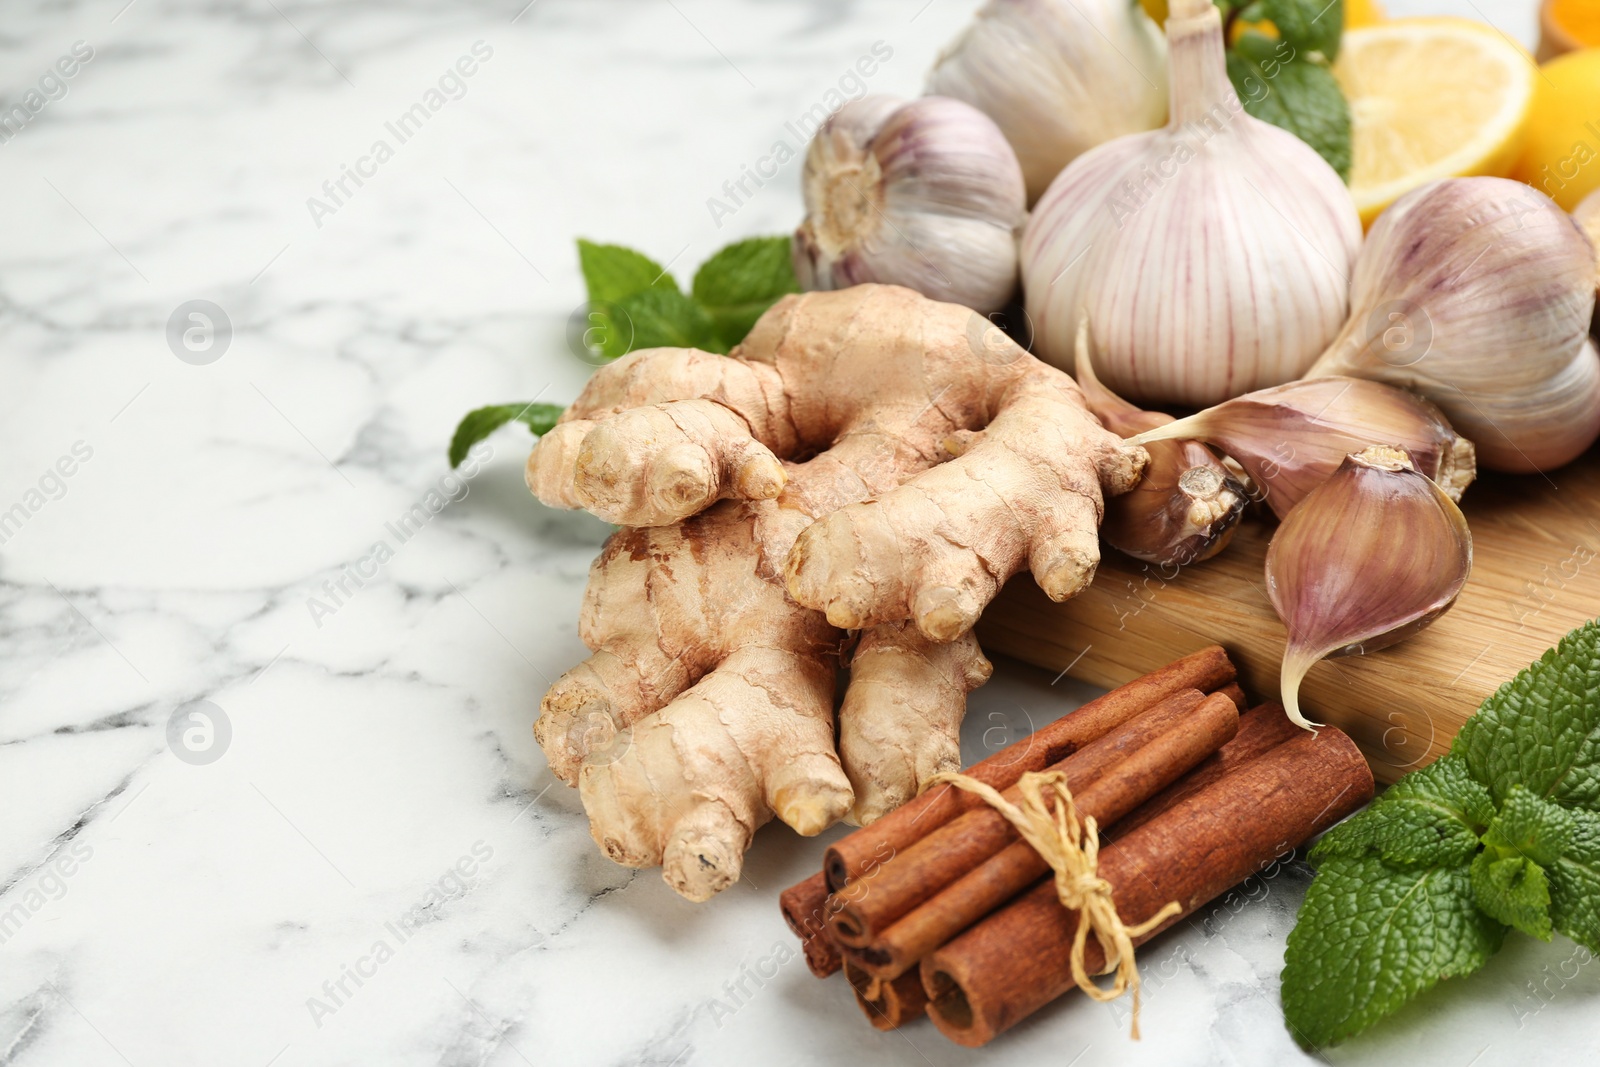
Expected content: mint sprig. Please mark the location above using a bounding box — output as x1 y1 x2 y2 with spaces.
1219 0 1353 181
1283 619 1600 1047
449 236 799 467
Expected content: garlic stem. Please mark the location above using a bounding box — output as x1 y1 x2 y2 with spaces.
1165 0 1235 127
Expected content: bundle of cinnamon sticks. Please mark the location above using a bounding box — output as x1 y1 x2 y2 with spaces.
778 646 1374 1047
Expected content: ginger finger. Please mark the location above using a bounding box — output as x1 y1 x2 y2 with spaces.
840 624 992 826
527 348 796 519
579 645 852 901
534 506 837 786
785 373 1146 640
569 399 785 526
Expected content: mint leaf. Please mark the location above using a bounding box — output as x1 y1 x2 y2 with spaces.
1470 851 1553 940
691 236 800 350
1454 619 1600 810
1281 855 1505 1048
1261 0 1342 61
613 287 719 354
449 402 563 468
576 239 677 305
1228 33 1352 181
1483 786 1577 866
1312 754 1493 868
1549 806 1600 950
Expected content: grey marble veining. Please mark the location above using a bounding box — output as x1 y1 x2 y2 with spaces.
0 1 1591 1065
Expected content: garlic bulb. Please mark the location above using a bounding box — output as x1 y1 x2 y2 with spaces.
1570 188 1600 339
793 95 1026 315
1129 377 1476 520
1020 0 1361 408
1075 318 1244 566
1267 446 1473 731
1308 177 1600 473
926 0 1167 203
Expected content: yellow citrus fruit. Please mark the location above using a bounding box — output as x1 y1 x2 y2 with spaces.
1345 0 1385 30
1512 49 1600 211
1545 0 1600 51
1335 18 1535 226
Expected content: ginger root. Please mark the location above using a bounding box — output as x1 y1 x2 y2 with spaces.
527 285 1145 900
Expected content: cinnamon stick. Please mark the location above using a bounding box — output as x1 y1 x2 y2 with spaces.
780 872 842 978
828 687 1226 948
1109 701 1301 839
822 645 1236 891
921 726 1374 1047
844 962 930 1030
843 691 1239 979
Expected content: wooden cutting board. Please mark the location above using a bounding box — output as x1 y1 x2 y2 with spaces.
977 449 1600 784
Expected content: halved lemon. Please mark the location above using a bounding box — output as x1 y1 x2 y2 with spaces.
1335 18 1536 226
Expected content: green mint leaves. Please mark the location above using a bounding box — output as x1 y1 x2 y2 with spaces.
1310 755 1493 868
448 402 563 468
1455 623 1600 809
575 236 799 360
1282 857 1505 1048
450 236 799 467
1283 619 1600 1047
1221 1 1354 181
691 237 802 351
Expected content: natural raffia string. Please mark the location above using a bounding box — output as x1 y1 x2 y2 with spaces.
922 769 1182 1039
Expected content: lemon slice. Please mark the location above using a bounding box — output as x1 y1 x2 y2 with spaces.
1335 18 1536 226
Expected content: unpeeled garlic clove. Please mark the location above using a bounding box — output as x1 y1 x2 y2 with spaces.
1266 446 1473 731
1075 318 1245 566
793 94 1026 314
1308 177 1600 473
1128 376 1476 520
926 0 1168 204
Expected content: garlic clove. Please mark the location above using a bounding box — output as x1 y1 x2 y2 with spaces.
1129 376 1477 520
1018 0 1361 408
926 0 1168 204
793 95 1026 315
1076 318 1245 566
1308 177 1600 473
1266 446 1473 731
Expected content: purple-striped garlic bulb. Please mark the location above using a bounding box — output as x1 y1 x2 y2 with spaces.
1020 0 1360 408
793 95 1026 315
1309 177 1600 473
927 0 1167 204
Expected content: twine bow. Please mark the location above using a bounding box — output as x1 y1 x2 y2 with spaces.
924 769 1182 1039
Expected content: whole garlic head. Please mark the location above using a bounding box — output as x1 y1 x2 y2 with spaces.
1309 177 1600 473
1020 0 1361 409
793 95 1026 315
1575 188 1600 338
928 0 1167 203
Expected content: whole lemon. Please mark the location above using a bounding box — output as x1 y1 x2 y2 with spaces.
1345 0 1385 30
1513 49 1600 211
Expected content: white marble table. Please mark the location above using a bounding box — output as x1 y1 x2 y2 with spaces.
3 1 1592 1065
